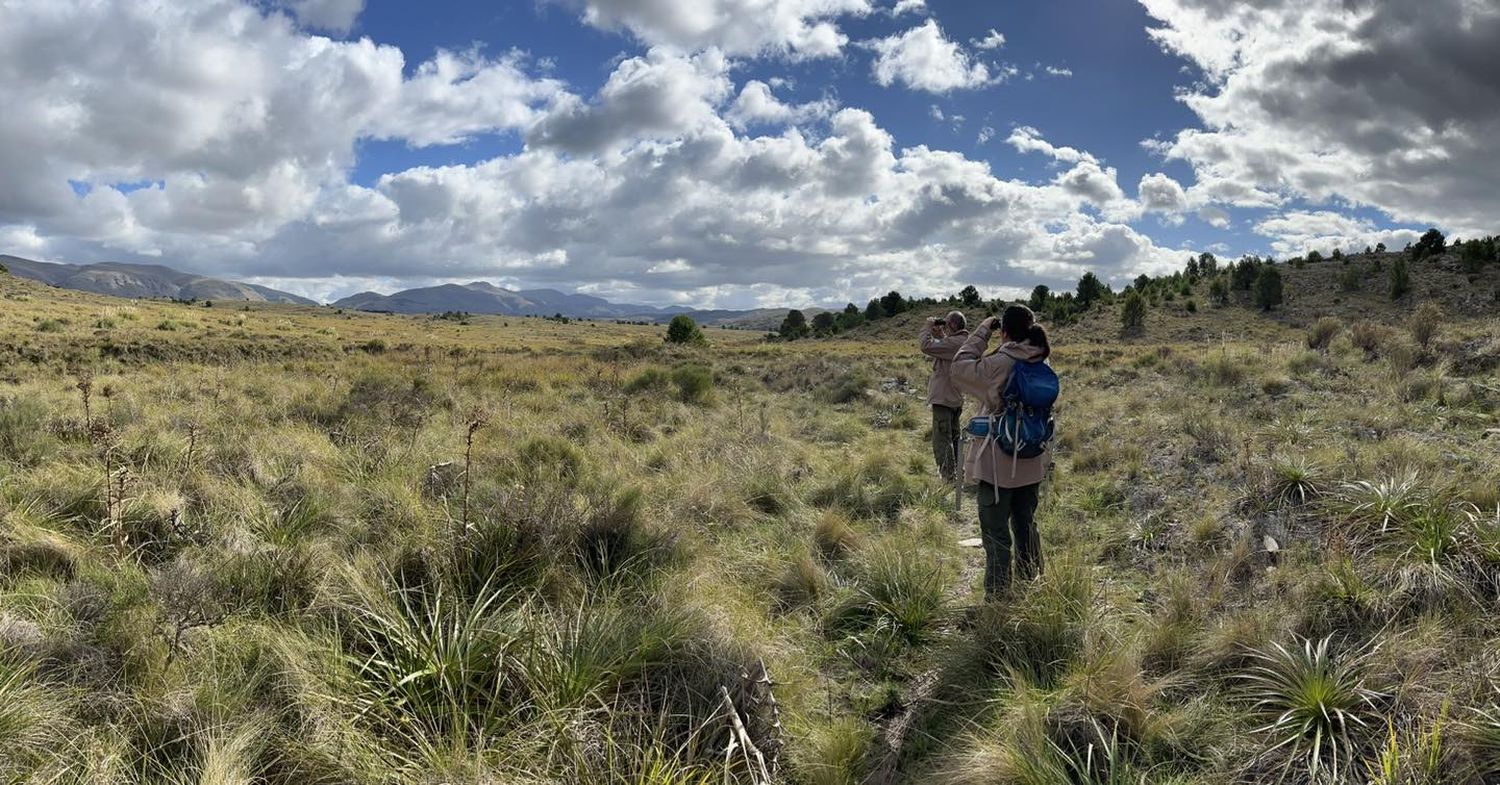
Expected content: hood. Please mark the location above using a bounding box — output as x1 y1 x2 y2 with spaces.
998 341 1047 362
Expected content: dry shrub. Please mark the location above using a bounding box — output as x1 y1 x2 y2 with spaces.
1307 317 1342 351
1410 301 1443 351
1350 320 1389 357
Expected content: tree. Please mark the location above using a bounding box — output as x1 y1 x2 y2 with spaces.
1028 285 1050 310
1306 250 1324 264
1185 256 1200 280
1389 256 1411 300
1330 248 1344 261
1133 274 1152 292
958 285 981 307
864 299 883 322
1254 267 1284 311
1231 258 1260 291
811 311 838 336
778 309 810 340
1412 228 1445 260
665 314 705 345
1375 242 1387 253
880 290 907 318
1120 290 1147 330
836 303 864 331
1209 277 1230 306
1076 272 1106 309
1198 252 1219 276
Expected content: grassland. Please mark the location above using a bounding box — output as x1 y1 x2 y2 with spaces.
2 270 1500 784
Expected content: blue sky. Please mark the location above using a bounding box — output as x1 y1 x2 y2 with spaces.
1 0 1486 305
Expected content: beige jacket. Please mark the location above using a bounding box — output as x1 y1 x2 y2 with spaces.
918 324 968 409
950 322 1051 489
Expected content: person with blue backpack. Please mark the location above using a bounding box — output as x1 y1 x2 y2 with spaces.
951 304 1058 600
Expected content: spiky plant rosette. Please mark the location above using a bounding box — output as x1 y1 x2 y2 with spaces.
1238 635 1383 781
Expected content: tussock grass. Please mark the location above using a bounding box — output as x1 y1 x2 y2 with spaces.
4 276 1500 782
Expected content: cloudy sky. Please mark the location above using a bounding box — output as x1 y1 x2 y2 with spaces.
1 0 1495 306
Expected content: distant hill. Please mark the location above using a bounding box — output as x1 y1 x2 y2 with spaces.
0 255 316 305
332 280 822 328
841 249 1500 344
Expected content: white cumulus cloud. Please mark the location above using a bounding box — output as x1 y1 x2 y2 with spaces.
868 20 992 93
566 0 872 58
1140 0 1500 237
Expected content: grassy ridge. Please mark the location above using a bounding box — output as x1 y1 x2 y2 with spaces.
2 273 1499 783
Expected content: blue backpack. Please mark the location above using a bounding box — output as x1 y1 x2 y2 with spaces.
966 359 1059 462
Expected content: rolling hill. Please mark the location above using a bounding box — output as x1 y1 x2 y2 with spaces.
0 255 316 305
332 280 825 329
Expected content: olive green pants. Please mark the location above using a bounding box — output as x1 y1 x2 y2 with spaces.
976 481 1042 599
931 404 961 481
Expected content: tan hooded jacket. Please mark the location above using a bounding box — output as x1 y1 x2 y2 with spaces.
950 321 1051 489
918 324 968 409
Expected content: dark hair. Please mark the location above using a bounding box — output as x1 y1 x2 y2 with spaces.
1000 304 1050 359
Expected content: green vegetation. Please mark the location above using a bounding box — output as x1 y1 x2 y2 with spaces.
667 314 706 345
1 267 1499 783
1120 289 1147 331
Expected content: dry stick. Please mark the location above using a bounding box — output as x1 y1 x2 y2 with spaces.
718 686 771 785
460 413 488 536
751 659 784 777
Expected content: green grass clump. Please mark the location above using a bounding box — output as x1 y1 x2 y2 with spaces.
1240 635 1382 781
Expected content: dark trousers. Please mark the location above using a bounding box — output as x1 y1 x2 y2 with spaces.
931 404 961 481
976 482 1042 599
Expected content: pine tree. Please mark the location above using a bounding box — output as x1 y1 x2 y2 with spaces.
1120 290 1147 330
1254 267 1284 311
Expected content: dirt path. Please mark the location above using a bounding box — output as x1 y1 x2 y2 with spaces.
863 495 985 784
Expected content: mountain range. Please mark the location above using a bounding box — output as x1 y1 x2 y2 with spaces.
0 254 816 329
332 282 821 328
0 255 316 305
331 281 694 319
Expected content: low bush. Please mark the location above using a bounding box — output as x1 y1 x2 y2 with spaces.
671 364 714 405
1307 317 1342 351
625 366 671 393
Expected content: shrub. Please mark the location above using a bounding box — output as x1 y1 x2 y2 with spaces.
1410 302 1442 350
671 364 714 405
820 369 872 404
1307 317 1341 351
1239 635 1382 780
624 366 671 393
1350 321 1388 357
1340 265 1362 292
665 315 705 345
1389 257 1411 300
34 319 64 333
1120 290 1146 331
